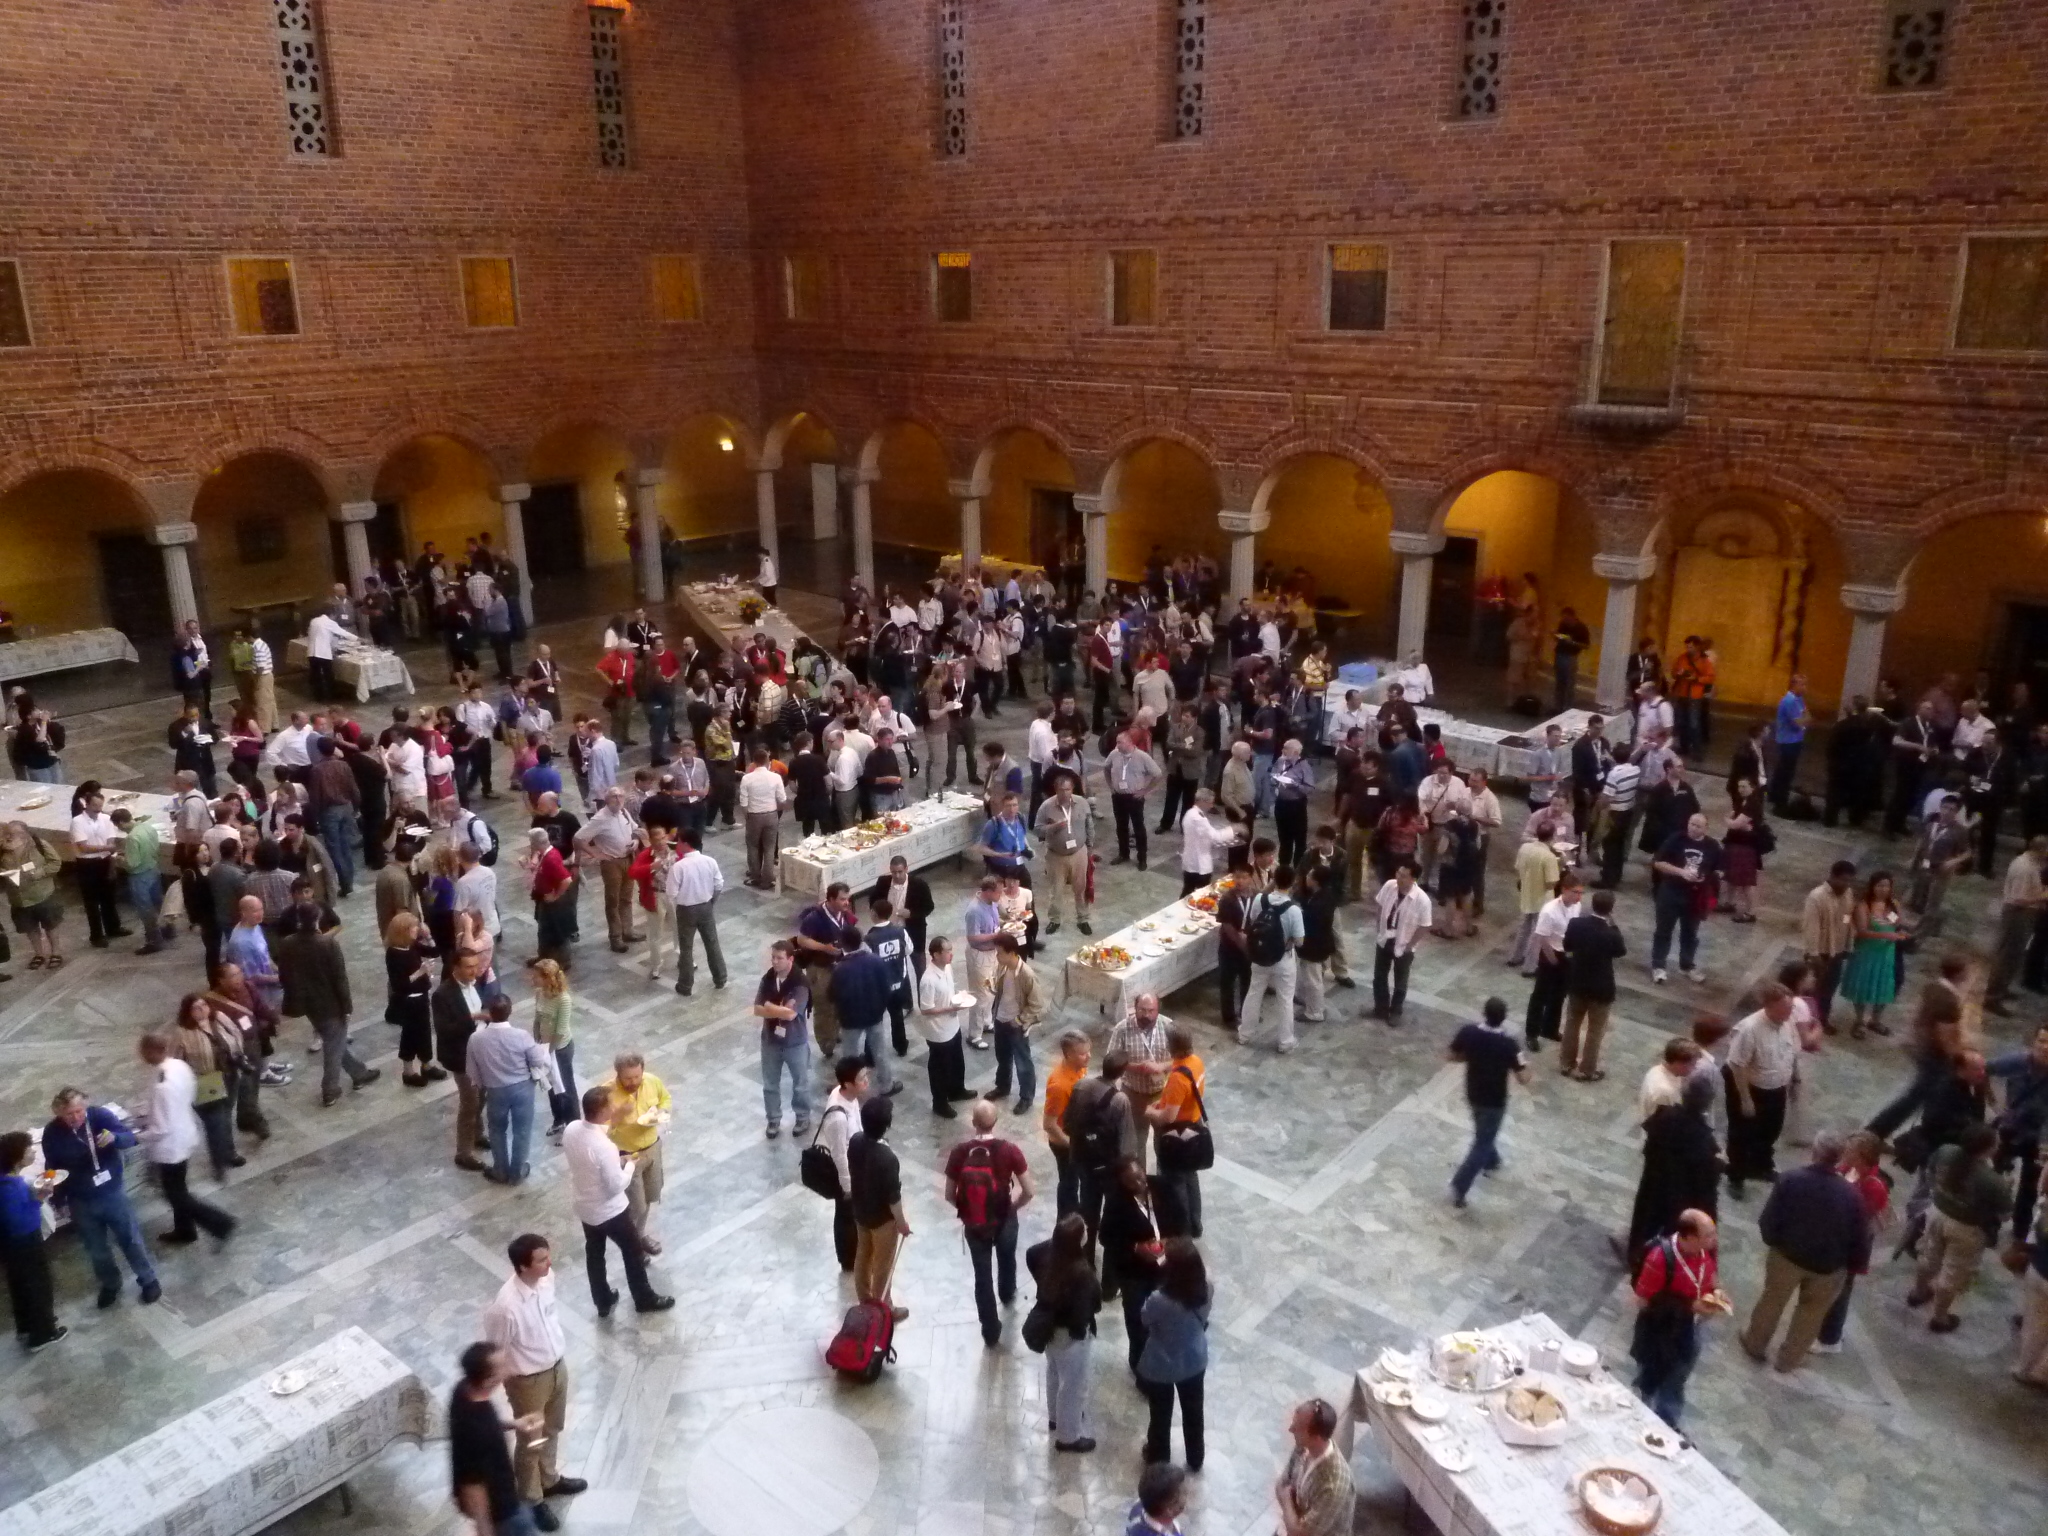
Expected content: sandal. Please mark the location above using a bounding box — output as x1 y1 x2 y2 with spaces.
1580 1070 1607 1083
1867 1020 1892 1036
46 955 63 970
27 955 46 969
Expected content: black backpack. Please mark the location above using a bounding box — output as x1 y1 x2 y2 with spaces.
1065 1081 1127 1174
1246 895 1293 967
458 810 500 867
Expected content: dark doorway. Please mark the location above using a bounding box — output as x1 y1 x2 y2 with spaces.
524 482 588 578
1029 487 1078 572
1997 603 2048 706
96 533 174 642
1427 535 1479 639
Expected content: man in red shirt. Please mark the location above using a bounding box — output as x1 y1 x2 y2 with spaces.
595 643 637 747
943 1099 1035 1347
1629 1208 1724 1429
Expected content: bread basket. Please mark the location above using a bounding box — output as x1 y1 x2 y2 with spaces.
1575 1466 1662 1536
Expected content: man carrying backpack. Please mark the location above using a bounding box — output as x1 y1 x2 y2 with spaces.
1062 1049 1133 1253
1242 866 1306 1054
944 1099 1036 1346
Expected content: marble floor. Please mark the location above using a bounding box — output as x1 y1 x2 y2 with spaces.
2 580 2044 1536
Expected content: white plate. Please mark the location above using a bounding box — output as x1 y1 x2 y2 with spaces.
952 991 979 1009
1408 1391 1451 1423
1639 1426 1683 1459
1560 1341 1599 1376
1376 1349 1416 1380
268 1370 310 1396
36 1169 67 1189
1430 1443 1475 1473
1371 1382 1413 1408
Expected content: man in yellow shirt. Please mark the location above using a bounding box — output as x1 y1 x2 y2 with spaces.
1508 825 1562 973
606 1053 671 1254
1147 1023 1208 1237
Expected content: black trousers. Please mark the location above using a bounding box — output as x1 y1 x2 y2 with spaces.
1141 1371 1206 1469
1274 797 1309 871
832 1195 857 1272
1884 760 1927 835
75 857 122 942
491 636 514 682
307 656 335 701
1524 957 1567 1046
1119 1271 1156 1372
1158 770 1198 832
1373 941 1414 1017
927 1033 967 1109
885 988 910 1055
582 1209 660 1310
1219 946 1251 1025
156 1159 234 1240
3 1229 59 1342
1724 1077 1789 1187
1112 793 1148 862
1052 1146 1079 1218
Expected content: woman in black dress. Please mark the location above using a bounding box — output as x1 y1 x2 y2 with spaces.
1626 1071 1722 1264
384 910 443 1085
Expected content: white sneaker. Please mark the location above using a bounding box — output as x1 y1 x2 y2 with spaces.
1277 1041 1297 1055
1684 968 1706 984
1809 1340 1843 1355
1652 969 1669 984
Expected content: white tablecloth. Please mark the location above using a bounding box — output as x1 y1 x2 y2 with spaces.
283 640 415 703
1335 1311 1789 1536
778 793 985 900
0 628 140 685
676 581 808 658
0 780 174 864
1063 890 1223 1016
938 553 1048 588
5 1326 432 1536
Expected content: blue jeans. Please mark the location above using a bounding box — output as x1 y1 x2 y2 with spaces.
1252 753 1276 816
839 1022 894 1093
24 764 62 783
965 1212 1019 1342
319 804 356 893
71 1190 158 1292
761 1030 813 1126
1633 1318 1699 1429
1452 1104 1506 1198
485 1080 535 1182
991 1020 1036 1105
127 871 164 941
645 701 674 758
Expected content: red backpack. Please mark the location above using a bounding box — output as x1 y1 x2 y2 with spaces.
953 1140 1003 1236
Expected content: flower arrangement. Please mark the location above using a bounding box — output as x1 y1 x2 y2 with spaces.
738 595 766 623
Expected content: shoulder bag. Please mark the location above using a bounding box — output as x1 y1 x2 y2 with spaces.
1153 1065 1215 1173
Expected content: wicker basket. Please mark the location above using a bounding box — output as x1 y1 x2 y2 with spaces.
1575 1467 1662 1536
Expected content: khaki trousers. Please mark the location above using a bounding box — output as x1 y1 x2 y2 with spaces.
1342 823 1371 902
1044 848 1089 924
454 1075 482 1160
853 1220 902 1305
1560 997 1611 1077
599 857 637 944
644 897 674 979
1741 1248 1844 1372
625 1138 666 1232
2017 1266 2048 1385
502 1358 566 1503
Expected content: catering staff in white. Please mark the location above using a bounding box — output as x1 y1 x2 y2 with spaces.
482 1233 588 1532
1178 786 1229 897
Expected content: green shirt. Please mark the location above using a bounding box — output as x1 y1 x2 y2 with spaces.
3 839 60 909
118 819 161 876
533 992 574 1048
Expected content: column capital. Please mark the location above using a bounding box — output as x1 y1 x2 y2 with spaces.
947 478 979 501
147 521 199 547
496 482 532 505
1590 552 1659 584
1383 482 1442 531
1387 529 1444 558
1072 492 1105 518
839 465 877 487
1839 582 1906 617
1218 508 1269 536
634 467 666 491
333 499 380 524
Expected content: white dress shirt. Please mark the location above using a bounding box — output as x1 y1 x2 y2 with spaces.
269 723 314 769
1373 880 1435 956
917 959 963 1043
666 847 726 906
140 1056 203 1165
69 811 119 859
1418 774 1472 826
827 745 862 793
1728 1010 1802 1091
1532 893 1582 960
1026 717 1056 768
482 1271 566 1377
819 1086 859 1194
738 765 788 815
455 864 501 935
1180 807 1225 876
577 805 638 861
385 737 425 801
305 613 355 662
562 1119 633 1225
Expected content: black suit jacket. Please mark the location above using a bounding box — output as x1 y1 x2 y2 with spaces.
868 872 934 924
431 976 481 1074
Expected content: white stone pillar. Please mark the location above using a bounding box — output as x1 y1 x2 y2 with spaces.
1074 493 1108 596
849 473 877 594
332 499 378 595
495 484 533 623
149 521 202 629
634 467 666 603
949 478 982 569
1590 552 1660 712
1840 583 1905 708
811 462 840 540
1219 508 1269 605
754 469 781 571
1388 529 1443 663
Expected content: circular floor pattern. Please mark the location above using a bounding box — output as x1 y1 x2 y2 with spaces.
686 1405 881 1536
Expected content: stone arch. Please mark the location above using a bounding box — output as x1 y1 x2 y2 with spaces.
1887 484 2048 694
856 412 957 485
1098 435 1224 584
859 419 958 555
1427 445 1587 537
359 416 505 481
0 440 161 497
1096 423 1223 503
1247 450 1399 634
526 421 639 575
761 409 845 473
966 417 1079 498
191 451 341 623
969 426 1079 567
1249 434 1395 506
662 412 759 543
1906 478 2048 545
187 429 346 501
373 433 506 565
0 465 159 634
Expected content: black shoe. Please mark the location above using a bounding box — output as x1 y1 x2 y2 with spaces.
107 927 133 939
26 1326 68 1350
884 1082 904 1096
543 1478 588 1498
139 1281 162 1305
1334 976 1357 989
596 1291 620 1320
934 1103 958 1117
1055 1437 1097 1453
1045 921 1061 935
1111 855 1130 866
949 1089 980 1101
637 1295 677 1313
159 1230 199 1246
96 1286 120 1310
1076 921 1093 935
455 1155 488 1172
1013 1098 1032 1115
353 1068 381 1089
675 982 692 997
532 1503 562 1533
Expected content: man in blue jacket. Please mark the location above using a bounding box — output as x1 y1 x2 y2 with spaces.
41 1087 161 1308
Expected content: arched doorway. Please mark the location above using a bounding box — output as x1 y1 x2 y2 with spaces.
1436 470 1595 672
1254 454 1397 646
526 423 636 610
1104 439 1222 587
1889 511 2048 701
765 412 840 542
373 434 503 574
0 467 166 640
662 413 754 549
976 428 1077 570
865 420 955 557
191 453 335 624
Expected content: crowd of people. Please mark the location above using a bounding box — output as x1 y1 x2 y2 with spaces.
3 540 2045 1536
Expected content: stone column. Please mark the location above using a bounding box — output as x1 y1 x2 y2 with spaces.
754 468 781 571
811 462 840 540
148 521 202 629
1074 493 1108 596
1218 508 1269 604
848 471 877 593
1839 583 1905 708
333 500 378 594
1590 552 1660 712
949 478 982 569
495 484 533 623
634 467 666 603
1388 529 1443 663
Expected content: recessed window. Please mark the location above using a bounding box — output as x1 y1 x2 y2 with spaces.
1171 0 1207 140
226 257 301 337
460 256 519 329
936 0 968 159
934 252 974 323
1954 236 2048 353
272 0 335 157
1325 244 1388 332
235 515 290 565
0 261 31 349
1881 2 1948 91
1458 0 1506 118
1595 239 1687 407
651 255 702 323
588 3 630 168
783 254 826 321
1109 251 1159 327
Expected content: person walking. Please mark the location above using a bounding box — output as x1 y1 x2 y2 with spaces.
447 1342 544 1536
1 1131 66 1348
1629 1209 1723 1429
848 1095 911 1322
1447 998 1529 1208
1906 1123 2010 1334
1137 1238 1211 1471
752 940 815 1138
1559 887 1626 1081
40 1087 161 1308
665 828 729 997
560 1088 673 1317
945 1100 1035 1346
481 1234 589 1533
987 934 1046 1112
163 995 245 1179
276 904 379 1105
1025 1212 1102 1453
916 935 972 1115
1740 1131 1872 1373
136 1033 236 1246
1371 862 1433 1025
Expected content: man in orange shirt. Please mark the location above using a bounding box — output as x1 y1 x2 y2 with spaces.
1041 1030 1091 1219
1668 636 1716 759
1147 1024 1208 1237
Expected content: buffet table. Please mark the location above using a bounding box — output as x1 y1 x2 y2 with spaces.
938 553 1047 589
778 791 985 900
283 640 415 703
0 628 140 685
1063 885 1224 1016
5 1327 432 1536
675 579 808 658
1335 1311 1788 1536
0 779 174 863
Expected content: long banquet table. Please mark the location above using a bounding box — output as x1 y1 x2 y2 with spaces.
0 778 175 864
777 792 986 899
1063 885 1224 1016
675 579 808 657
5 1327 432 1536
937 552 1048 588
0 628 142 685
1334 1311 1789 1536
283 639 415 703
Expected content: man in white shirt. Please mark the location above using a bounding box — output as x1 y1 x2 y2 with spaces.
737 748 788 889
240 632 278 732
1593 755 1644 890
1178 786 1228 897
1633 682 1675 748
137 1033 235 1242
1950 697 1992 757
664 828 729 996
917 935 971 1115
69 790 127 946
1328 689 1371 749
1025 703 1057 819
560 1088 673 1315
303 610 357 703
454 842 501 937
757 549 779 603
383 728 426 807
266 710 316 778
819 1058 867 1269
456 685 500 802
481 1234 589 1527
585 720 621 804
1416 760 1472 889
1524 870 1583 1052
1244 866 1307 1054
1372 863 1435 1025
1725 984 1802 1197
575 785 641 953
1134 657 1175 721
827 730 864 831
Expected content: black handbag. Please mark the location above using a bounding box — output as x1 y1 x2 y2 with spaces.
1154 1066 1215 1173
799 1105 848 1201
1020 1302 1057 1354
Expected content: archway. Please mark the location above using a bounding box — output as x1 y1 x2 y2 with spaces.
765 413 840 540
661 413 754 543
1651 493 1850 711
1105 439 1222 585
1437 471 1595 671
977 428 1076 568
373 434 503 570
527 423 636 577
190 453 335 624
865 420 955 555
1890 511 2048 699
0 467 165 639
1255 454 1396 645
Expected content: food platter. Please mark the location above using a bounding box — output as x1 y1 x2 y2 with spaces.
1074 942 1133 971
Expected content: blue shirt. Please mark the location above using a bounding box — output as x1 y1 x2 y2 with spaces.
0 1174 42 1240
830 948 895 1032
40 1106 138 1201
963 899 1002 950
522 763 564 800
222 922 277 985
1388 740 1427 795
1125 1506 1182 1536
1137 1290 1211 1383
1988 1050 2048 1142
980 815 1030 869
1774 692 1807 745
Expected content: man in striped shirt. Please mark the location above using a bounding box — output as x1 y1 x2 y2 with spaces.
1592 755 1643 891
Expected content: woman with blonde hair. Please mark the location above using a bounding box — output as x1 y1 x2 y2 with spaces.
530 958 579 1137
383 910 441 1085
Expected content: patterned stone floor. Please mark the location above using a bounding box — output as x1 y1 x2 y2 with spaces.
3 584 2044 1536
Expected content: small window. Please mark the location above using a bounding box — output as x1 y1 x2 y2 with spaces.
0 261 31 348
1325 244 1388 332
226 257 301 337
1458 0 1506 118
235 515 290 565
1109 250 1159 327
1955 236 2048 353
783 254 826 322
460 256 519 329
1881 2 1948 91
588 3 630 168
936 0 968 158
651 255 702 323
934 251 974 323
272 0 335 157
1595 239 1688 407
1171 0 1207 140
